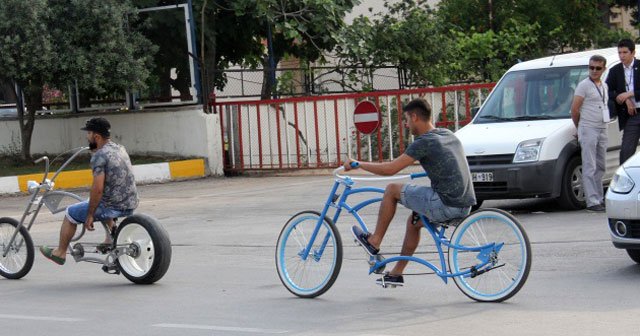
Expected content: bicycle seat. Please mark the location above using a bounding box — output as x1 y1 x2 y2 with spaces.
432 217 464 227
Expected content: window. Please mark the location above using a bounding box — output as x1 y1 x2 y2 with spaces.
476 66 588 123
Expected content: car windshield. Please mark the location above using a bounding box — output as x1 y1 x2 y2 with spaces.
475 66 588 123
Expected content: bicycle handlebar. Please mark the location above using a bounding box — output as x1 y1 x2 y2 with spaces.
34 156 48 164
333 166 427 181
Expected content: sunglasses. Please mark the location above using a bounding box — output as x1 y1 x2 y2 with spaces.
589 66 604 71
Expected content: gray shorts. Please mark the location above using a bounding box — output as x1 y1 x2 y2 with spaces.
399 184 471 223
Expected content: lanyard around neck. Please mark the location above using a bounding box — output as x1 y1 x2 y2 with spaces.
589 78 604 104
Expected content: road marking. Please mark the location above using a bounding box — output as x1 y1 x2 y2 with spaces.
153 323 288 334
0 313 84 322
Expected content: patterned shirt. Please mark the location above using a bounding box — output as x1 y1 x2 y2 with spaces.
91 141 139 210
405 128 476 207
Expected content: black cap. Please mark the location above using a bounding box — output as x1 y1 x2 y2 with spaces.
81 117 111 137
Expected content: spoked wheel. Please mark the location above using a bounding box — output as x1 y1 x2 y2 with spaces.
115 214 171 284
448 208 531 302
0 217 34 279
275 210 342 298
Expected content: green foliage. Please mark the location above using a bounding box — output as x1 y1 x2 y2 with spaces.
335 0 453 87
0 0 52 87
451 19 540 82
437 0 612 54
0 0 155 160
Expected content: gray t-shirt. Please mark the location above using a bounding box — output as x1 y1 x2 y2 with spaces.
405 128 476 207
574 77 609 129
91 141 139 211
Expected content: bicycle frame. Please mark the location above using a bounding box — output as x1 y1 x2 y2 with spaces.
301 172 501 284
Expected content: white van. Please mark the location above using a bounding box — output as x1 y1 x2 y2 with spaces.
456 47 630 210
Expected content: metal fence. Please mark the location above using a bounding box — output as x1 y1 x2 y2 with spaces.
212 66 417 99
214 83 495 172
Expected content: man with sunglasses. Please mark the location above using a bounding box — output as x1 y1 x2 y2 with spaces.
571 55 609 212
606 38 640 164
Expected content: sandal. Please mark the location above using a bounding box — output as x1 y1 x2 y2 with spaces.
39 246 65 265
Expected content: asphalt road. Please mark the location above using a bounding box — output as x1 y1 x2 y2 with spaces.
0 174 638 336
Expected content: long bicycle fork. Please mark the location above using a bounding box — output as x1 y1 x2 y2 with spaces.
300 180 344 261
3 194 44 258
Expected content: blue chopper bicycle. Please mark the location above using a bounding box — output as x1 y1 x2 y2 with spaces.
275 167 531 302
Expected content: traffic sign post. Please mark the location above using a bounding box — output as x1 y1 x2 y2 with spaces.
353 101 380 135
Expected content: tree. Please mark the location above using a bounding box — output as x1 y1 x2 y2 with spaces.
437 0 617 55
334 0 454 88
0 0 155 160
229 0 360 99
0 0 53 160
450 19 540 82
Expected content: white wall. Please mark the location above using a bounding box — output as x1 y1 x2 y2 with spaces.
0 106 223 176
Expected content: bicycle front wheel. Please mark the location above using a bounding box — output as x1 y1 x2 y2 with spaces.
448 208 531 302
275 210 342 298
0 217 34 279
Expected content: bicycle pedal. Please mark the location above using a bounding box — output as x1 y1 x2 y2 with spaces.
101 265 120 275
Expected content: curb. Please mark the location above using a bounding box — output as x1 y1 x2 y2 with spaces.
0 159 205 195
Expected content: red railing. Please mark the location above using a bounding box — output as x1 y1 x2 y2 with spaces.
214 83 495 171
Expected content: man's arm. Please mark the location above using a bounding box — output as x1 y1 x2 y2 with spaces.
344 154 415 176
570 95 584 128
85 172 105 231
606 69 618 102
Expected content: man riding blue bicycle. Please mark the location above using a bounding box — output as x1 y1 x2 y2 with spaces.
345 98 476 287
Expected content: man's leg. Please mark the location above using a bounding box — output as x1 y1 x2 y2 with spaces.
595 128 608 203
367 183 403 249
620 116 640 165
578 126 599 207
101 219 115 244
387 214 422 276
51 217 76 260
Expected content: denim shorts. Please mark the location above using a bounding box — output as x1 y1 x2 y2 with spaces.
399 184 471 223
66 200 133 225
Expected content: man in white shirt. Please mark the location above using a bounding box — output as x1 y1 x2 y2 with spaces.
571 55 609 212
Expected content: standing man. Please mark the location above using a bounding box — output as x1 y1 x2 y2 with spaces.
40 117 139 265
571 55 609 213
345 98 476 287
606 38 640 164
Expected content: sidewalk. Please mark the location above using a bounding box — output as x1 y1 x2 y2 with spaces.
0 158 206 195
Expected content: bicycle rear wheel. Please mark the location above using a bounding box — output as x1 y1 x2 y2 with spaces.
448 208 531 302
275 210 342 298
0 217 34 279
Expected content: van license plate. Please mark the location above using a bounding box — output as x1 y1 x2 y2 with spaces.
472 172 494 182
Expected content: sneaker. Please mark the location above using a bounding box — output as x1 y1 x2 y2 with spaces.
351 225 379 256
586 204 605 212
376 273 404 288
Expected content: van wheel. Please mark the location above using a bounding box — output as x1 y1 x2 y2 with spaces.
557 156 586 210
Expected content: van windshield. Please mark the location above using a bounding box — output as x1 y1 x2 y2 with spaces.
475 66 588 123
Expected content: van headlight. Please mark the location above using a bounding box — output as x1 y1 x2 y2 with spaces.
609 167 635 194
513 138 543 163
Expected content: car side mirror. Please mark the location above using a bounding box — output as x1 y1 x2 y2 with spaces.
471 107 480 118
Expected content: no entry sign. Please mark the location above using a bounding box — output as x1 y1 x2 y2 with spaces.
353 101 380 134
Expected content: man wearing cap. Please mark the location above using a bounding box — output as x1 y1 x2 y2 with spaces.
40 117 139 265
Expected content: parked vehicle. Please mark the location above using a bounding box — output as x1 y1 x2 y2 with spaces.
456 47 634 210
605 152 640 264
0 105 17 118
